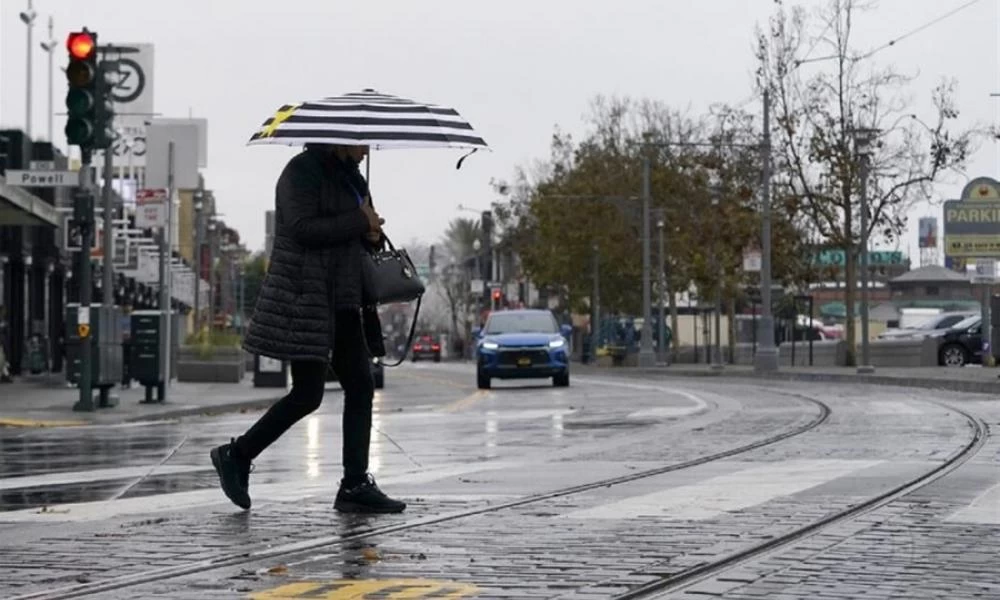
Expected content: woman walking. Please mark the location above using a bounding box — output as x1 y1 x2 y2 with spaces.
210 143 405 514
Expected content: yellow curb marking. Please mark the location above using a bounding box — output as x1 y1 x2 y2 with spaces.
250 578 478 599
0 418 88 428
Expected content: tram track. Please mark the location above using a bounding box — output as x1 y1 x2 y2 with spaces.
611 401 990 599
14 391 832 599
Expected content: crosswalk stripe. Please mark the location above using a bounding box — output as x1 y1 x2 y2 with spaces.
0 465 211 491
946 482 1000 524
562 459 883 521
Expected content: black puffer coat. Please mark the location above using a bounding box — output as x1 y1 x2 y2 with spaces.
243 147 385 363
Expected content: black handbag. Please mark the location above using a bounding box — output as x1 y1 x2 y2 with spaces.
362 235 425 305
362 235 425 367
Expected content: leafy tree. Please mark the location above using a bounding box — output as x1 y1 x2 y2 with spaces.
757 0 975 364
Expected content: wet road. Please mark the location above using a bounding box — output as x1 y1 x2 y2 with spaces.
1 364 997 599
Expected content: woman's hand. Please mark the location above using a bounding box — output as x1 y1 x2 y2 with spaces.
360 201 382 235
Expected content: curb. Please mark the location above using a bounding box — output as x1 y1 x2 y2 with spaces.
0 418 91 428
575 365 1000 396
0 396 282 429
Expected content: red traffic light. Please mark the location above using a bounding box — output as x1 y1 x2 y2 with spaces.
492 289 501 300
67 32 95 59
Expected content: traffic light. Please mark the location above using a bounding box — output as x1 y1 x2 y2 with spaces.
65 30 98 148
491 288 502 308
94 61 115 149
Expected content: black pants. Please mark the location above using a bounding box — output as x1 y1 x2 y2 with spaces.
235 310 375 484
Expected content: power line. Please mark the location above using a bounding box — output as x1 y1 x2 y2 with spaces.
858 0 983 60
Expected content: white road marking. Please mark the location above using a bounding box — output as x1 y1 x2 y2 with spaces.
0 464 211 491
563 459 883 521
574 376 709 418
946 482 1000 525
0 460 523 523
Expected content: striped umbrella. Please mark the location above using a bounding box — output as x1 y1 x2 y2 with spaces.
247 89 488 151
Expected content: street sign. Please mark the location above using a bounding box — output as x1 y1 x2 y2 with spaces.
136 188 168 228
4 169 78 188
110 43 154 170
742 249 762 272
77 323 90 338
973 258 996 284
29 160 55 171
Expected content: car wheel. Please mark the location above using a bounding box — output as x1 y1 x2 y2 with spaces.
411 356 418 362
434 354 441 363
553 372 570 387
477 370 491 390
939 344 968 367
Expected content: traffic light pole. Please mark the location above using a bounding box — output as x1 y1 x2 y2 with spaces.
73 153 95 412
101 146 114 304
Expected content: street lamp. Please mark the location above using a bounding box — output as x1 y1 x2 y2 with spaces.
655 214 667 365
193 192 205 331
19 0 37 139
851 126 879 375
39 16 56 143
709 177 723 370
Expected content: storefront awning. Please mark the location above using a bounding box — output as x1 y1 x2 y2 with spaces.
0 175 61 227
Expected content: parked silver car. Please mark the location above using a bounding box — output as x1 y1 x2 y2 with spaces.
877 311 977 341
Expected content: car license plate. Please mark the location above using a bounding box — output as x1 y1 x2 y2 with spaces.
517 356 531 366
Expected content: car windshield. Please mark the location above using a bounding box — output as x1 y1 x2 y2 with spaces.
951 315 980 330
486 312 558 335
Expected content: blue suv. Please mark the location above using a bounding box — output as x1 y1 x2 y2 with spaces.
476 309 572 389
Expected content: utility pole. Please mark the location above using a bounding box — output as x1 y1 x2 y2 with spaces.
754 89 779 372
208 221 216 337
638 157 655 367
158 142 175 392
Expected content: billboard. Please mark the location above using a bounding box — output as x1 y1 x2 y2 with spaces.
918 217 937 249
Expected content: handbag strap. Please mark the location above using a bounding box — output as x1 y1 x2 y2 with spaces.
377 294 421 368
328 295 423 381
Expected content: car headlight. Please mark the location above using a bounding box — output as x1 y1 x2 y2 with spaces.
482 341 499 350
549 339 565 348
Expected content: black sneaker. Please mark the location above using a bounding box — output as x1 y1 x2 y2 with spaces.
334 474 406 514
210 439 253 510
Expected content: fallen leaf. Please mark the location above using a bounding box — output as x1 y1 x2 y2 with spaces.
361 547 380 561
266 565 288 575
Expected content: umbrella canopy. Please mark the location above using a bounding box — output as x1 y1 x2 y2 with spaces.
248 89 488 150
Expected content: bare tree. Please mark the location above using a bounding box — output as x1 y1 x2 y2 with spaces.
757 0 974 364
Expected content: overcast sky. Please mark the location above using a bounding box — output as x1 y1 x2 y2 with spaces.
2 0 998 258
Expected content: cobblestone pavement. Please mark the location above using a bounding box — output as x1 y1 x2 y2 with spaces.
1 363 996 599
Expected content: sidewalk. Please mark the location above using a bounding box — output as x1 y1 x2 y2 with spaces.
0 374 286 427
578 362 1000 395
